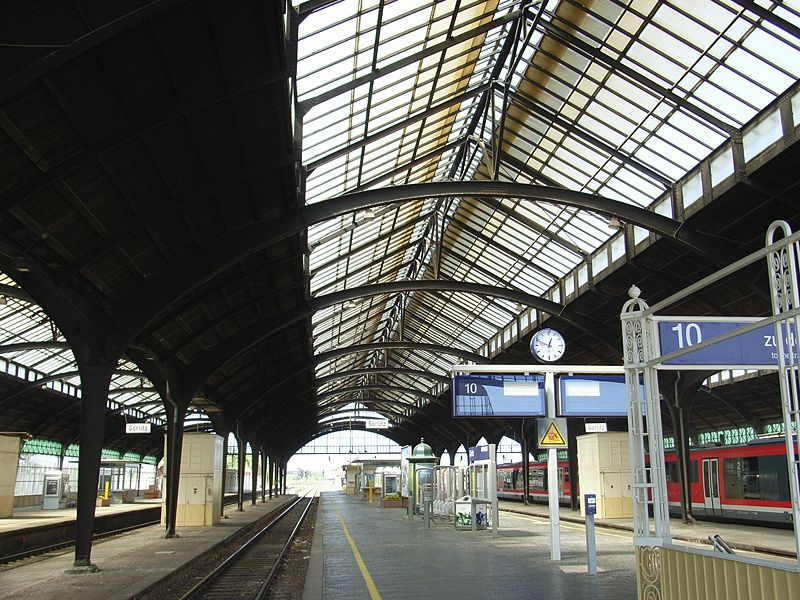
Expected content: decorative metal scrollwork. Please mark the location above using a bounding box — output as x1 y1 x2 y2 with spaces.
638 546 663 600
770 247 792 312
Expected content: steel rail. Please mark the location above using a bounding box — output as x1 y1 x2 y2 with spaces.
179 489 316 600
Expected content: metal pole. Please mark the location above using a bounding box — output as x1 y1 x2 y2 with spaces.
545 372 561 560
489 443 498 538
586 512 597 575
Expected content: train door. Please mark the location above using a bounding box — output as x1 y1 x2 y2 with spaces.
702 458 721 515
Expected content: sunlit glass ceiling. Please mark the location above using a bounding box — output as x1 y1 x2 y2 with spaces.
297 0 800 422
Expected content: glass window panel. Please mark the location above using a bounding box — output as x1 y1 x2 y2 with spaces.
682 171 703 209
743 110 782 162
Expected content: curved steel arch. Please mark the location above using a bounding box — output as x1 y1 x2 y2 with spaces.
0 341 71 354
315 366 450 388
313 340 487 367
284 423 410 457
215 340 488 421
316 384 440 406
183 280 613 400
119 180 725 352
301 181 721 257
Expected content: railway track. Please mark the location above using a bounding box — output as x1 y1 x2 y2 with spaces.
0 491 256 566
177 490 316 600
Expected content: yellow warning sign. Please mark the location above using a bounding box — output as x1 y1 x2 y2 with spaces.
539 419 567 448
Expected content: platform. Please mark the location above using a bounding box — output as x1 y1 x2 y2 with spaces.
0 499 161 535
0 495 294 600
498 500 798 561
302 491 640 600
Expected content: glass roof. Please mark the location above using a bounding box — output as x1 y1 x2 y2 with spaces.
2 0 799 439
297 0 800 420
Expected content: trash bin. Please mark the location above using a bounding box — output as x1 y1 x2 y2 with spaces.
454 495 487 530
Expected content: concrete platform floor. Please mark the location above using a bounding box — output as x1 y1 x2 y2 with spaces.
0 495 294 600
303 491 640 600
498 500 798 561
0 499 162 535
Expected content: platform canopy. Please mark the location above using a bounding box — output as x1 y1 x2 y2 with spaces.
1 0 800 457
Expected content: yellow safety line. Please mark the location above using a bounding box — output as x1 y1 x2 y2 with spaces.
333 505 382 600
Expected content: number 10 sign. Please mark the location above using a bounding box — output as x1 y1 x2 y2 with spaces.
656 317 794 368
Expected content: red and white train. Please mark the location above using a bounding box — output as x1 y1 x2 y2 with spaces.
664 438 795 526
496 459 572 504
497 439 796 526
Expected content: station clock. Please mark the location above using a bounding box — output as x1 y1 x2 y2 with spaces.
530 327 566 363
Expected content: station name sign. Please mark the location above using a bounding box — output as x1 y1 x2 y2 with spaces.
365 418 390 429
125 423 151 434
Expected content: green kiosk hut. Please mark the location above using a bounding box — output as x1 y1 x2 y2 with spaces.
406 439 437 516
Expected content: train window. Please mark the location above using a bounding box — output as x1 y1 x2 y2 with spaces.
757 455 790 502
664 461 696 484
723 457 760 499
530 468 546 491
665 462 678 483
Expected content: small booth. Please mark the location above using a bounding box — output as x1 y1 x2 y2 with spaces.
379 466 402 508
406 439 437 518
42 471 69 510
577 432 632 518
162 432 223 527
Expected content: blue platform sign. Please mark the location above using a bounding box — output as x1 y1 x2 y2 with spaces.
468 445 490 463
558 374 644 417
584 493 597 516
452 373 545 417
657 319 795 367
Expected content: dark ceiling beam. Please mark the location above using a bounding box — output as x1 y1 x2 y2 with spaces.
0 0 192 104
727 0 800 41
0 283 34 303
0 341 71 354
698 387 763 432
0 369 145 406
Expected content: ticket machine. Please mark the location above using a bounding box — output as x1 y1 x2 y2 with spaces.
42 471 69 509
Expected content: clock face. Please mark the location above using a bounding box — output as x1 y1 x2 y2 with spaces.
530 328 566 362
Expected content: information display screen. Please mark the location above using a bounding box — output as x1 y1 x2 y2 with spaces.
452 373 545 417
558 374 644 417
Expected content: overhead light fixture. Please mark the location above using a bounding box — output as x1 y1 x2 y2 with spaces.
515 302 524 312
13 257 31 273
0 296 6 307
608 216 624 230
